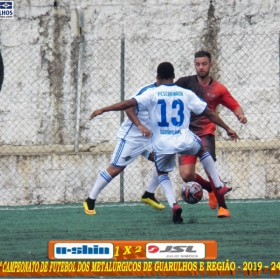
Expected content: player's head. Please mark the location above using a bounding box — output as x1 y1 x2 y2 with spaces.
156 62 175 84
194 50 212 79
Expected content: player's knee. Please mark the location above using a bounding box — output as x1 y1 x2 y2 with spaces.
107 166 125 178
180 172 196 183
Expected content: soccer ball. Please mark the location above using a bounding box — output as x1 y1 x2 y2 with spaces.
181 182 203 204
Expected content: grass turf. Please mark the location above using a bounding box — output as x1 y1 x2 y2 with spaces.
0 199 279 278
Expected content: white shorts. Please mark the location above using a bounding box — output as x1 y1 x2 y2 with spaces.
179 133 202 156
111 138 153 167
155 134 202 173
154 153 177 173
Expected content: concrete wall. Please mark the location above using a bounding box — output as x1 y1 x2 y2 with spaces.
2 1 280 46
0 0 280 206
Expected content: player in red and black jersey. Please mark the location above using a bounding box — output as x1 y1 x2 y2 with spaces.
175 50 247 218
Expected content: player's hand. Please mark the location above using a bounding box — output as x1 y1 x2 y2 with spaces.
226 128 240 142
89 109 104 120
236 113 248 124
137 124 151 137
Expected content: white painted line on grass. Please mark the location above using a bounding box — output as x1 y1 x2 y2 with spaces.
0 199 279 211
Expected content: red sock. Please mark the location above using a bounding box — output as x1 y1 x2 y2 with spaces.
195 174 212 192
207 176 227 209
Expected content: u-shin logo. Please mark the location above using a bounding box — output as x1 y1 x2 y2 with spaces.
53 242 114 259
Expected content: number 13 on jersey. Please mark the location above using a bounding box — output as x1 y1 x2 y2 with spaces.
158 99 185 127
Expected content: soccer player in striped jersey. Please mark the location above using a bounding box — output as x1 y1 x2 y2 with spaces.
88 62 239 224
83 82 169 216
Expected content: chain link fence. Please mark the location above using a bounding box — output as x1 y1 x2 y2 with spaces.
0 33 280 206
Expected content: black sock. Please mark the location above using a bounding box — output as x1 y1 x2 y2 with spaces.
86 197 96 209
142 191 154 198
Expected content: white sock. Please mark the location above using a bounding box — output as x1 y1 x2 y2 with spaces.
199 152 223 189
146 168 159 193
89 170 112 199
158 174 177 208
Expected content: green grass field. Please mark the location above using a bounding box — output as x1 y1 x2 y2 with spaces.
1 199 279 278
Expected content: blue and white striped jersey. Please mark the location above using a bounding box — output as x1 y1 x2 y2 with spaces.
133 83 207 154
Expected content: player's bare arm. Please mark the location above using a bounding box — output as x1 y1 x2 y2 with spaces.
234 106 248 124
125 107 151 137
202 107 240 141
89 99 137 120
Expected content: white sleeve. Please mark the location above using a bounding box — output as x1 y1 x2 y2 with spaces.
133 91 150 111
186 90 207 115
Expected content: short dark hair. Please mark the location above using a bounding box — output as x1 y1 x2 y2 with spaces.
157 62 175 80
194 50 211 62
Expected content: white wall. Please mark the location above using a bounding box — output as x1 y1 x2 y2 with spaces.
0 0 280 205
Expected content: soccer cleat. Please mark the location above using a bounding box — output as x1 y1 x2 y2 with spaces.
208 191 218 209
83 198 96 215
217 207 230 218
172 204 183 224
216 185 232 196
141 192 165 210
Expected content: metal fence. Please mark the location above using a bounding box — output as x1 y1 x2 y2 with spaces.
1 32 280 206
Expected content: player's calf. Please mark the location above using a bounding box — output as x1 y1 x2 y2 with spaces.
216 185 232 196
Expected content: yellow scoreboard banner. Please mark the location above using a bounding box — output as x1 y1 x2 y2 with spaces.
0 240 279 277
